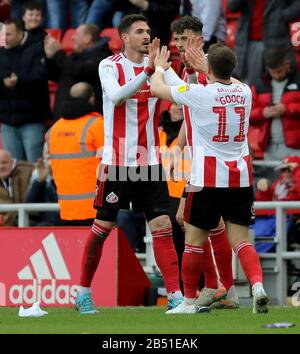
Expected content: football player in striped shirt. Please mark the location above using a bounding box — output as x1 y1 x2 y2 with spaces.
150 44 268 314
75 14 193 314
170 16 238 309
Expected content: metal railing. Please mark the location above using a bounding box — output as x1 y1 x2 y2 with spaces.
252 160 280 168
0 203 59 227
254 201 300 305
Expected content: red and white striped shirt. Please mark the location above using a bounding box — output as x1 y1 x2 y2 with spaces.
181 69 207 154
99 53 183 166
171 81 253 188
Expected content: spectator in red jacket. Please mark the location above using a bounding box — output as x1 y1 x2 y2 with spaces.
256 155 300 201
250 48 300 162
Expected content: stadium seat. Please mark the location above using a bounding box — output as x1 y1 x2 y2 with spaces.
226 20 238 49
45 28 62 42
61 28 75 54
100 27 122 54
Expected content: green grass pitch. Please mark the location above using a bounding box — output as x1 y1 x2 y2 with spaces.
0 306 299 334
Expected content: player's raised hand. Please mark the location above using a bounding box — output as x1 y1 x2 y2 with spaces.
185 46 208 74
148 37 160 70
187 35 203 51
154 46 170 71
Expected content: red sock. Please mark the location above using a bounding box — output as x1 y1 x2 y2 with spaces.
152 227 180 293
203 239 218 289
234 242 263 286
80 222 111 287
182 244 204 298
210 226 234 290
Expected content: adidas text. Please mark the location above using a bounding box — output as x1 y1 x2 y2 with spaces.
9 279 79 305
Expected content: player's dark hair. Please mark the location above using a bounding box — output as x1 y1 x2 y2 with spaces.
170 16 203 34
118 14 148 37
207 43 237 80
264 48 287 69
22 0 44 16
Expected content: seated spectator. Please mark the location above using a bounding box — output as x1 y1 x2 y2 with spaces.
0 148 33 226
44 23 111 120
0 19 51 162
250 48 300 163
25 144 60 226
255 155 300 250
47 82 104 226
22 0 47 44
256 155 300 202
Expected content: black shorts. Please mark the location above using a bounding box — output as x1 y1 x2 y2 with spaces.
184 187 255 230
94 164 170 222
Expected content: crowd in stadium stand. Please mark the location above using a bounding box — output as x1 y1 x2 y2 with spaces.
0 0 300 253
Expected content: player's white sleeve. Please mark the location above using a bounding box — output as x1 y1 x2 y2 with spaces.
164 67 186 86
170 84 203 109
99 59 149 105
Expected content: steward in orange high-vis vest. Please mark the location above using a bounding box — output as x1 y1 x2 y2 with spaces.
159 128 191 199
47 83 104 223
158 102 191 200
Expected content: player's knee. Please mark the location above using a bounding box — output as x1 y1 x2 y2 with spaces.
148 213 171 230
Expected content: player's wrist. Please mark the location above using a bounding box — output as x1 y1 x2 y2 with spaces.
155 66 165 74
144 66 155 76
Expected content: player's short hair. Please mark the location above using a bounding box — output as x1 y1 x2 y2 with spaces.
207 43 237 80
264 48 287 69
82 23 100 43
170 16 203 34
118 14 148 37
4 19 24 32
22 0 44 16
